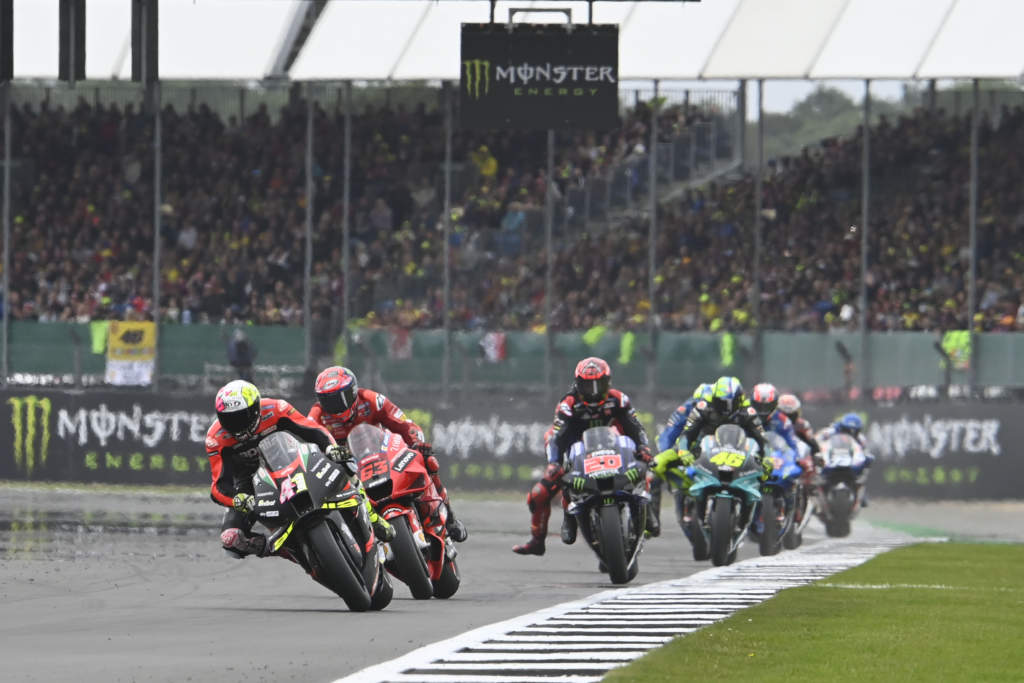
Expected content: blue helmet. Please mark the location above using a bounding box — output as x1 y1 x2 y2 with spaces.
711 376 744 415
692 383 713 402
837 413 863 435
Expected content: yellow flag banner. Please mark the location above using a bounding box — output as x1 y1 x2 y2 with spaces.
105 321 157 386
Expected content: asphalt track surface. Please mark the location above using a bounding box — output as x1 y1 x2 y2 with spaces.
0 485 1021 683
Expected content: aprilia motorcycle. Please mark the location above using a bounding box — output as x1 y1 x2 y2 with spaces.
351 423 460 600
687 425 763 567
562 426 650 585
814 432 869 537
250 431 393 612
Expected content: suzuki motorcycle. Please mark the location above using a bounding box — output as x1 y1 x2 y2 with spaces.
687 425 763 567
562 426 650 585
351 423 460 600
250 431 393 612
747 432 803 556
815 432 870 537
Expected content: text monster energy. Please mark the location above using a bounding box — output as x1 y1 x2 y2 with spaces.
8 396 51 476
463 60 616 99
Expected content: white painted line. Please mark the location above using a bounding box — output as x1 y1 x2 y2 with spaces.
443 652 643 662
336 534 924 683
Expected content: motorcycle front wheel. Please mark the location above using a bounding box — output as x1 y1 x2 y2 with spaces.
598 505 630 584
758 493 781 556
710 498 734 567
432 556 461 599
390 516 434 599
306 520 372 611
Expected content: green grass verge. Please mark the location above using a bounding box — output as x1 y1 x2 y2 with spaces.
605 542 1024 682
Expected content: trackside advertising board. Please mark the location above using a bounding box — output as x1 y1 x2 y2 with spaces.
460 23 619 130
1 389 1020 499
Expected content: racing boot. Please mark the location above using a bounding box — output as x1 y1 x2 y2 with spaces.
513 534 546 555
645 504 661 538
560 513 577 545
445 504 468 543
221 528 267 559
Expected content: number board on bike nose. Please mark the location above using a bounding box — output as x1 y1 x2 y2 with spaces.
709 450 746 469
584 450 622 476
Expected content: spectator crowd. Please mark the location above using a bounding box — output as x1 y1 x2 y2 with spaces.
3 86 1022 336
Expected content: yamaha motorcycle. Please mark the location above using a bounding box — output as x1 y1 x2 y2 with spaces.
562 426 650 585
814 432 870 537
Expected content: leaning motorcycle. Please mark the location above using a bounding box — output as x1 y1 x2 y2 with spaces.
687 425 763 567
562 426 649 585
747 432 803 556
351 423 460 600
814 432 870 537
250 431 393 612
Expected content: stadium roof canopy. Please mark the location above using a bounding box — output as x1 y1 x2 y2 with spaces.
9 0 1024 82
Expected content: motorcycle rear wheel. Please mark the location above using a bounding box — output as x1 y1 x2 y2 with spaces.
710 499 734 567
391 516 434 599
687 516 710 561
599 505 630 584
306 520 372 611
369 569 394 610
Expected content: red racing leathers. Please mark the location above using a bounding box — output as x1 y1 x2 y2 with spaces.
206 398 337 508
308 388 454 516
518 389 651 551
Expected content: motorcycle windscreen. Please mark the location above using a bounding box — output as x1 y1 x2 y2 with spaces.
713 424 747 449
765 431 789 455
582 426 618 454
258 431 305 475
348 422 387 461
825 433 860 467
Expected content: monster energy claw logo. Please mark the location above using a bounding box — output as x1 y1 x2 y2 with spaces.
463 59 490 99
8 396 51 477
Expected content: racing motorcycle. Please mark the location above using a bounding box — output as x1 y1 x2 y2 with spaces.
814 432 870 537
747 432 803 556
783 440 816 550
351 423 460 600
250 431 393 612
562 426 650 585
687 425 763 567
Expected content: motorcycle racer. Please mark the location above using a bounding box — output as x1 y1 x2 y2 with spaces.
308 366 467 543
777 393 822 462
750 383 801 461
208 379 394 559
654 382 712 531
679 376 773 480
512 357 654 556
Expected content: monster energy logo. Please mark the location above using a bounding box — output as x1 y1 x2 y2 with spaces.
8 396 51 476
463 59 490 99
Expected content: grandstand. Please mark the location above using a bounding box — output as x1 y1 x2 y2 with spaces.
2 0 1023 397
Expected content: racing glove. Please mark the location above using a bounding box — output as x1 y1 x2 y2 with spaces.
652 449 679 478
232 493 256 514
411 440 432 459
760 456 774 481
636 444 652 464
326 444 358 479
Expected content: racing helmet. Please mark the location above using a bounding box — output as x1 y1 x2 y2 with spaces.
315 366 360 419
777 393 801 420
751 383 779 421
837 412 863 437
692 383 714 402
710 376 744 415
215 379 262 441
574 357 612 406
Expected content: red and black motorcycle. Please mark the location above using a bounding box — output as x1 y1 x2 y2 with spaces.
349 423 461 600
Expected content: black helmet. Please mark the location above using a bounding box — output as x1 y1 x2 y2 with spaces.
574 357 612 406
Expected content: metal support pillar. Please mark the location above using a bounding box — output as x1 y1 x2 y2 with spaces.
151 82 162 391
859 80 871 398
342 82 352 351
752 79 763 374
303 87 314 371
968 79 979 391
442 82 453 404
544 129 554 398
647 81 659 391
1 83 9 384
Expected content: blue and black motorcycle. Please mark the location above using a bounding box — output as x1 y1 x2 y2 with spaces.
687 425 763 567
747 432 804 556
562 427 650 584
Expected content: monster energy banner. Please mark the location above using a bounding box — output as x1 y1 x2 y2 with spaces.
3 388 1021 498
460 23 619 130
1 391 212 486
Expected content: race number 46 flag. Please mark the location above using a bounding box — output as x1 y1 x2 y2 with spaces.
105 321 157 386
